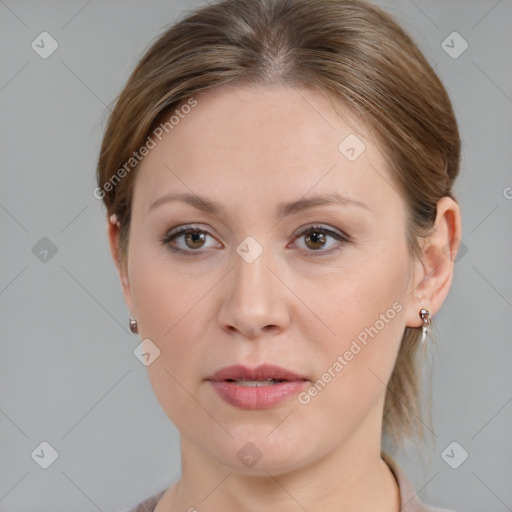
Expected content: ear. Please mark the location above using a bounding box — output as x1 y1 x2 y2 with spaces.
107 216 136 317
404 196 462 328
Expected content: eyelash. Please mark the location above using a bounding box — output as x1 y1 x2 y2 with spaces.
159 224 350 258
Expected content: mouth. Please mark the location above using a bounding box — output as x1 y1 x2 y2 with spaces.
206 363 308 383
206 364 309 409
223 378 286 386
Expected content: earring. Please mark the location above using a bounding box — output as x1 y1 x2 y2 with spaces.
109 213 121 228
419 308 432 343
129 315 139 334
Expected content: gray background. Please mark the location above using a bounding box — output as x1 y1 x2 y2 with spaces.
0 1 511 511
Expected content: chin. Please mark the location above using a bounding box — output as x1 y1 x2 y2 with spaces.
206 425 318 476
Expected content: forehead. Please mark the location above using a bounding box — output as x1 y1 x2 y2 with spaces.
133 83 403 218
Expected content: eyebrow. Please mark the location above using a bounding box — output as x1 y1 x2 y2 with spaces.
148 191 371 216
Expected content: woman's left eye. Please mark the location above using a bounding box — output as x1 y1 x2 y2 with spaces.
160 224 349 257
291 225 349 256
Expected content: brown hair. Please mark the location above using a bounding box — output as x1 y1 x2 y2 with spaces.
96 0 460 448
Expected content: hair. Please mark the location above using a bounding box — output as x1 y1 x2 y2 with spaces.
96 0 460 449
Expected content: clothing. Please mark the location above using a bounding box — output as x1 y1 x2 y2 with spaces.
122 454 457 512
382 453 457 512
123 489 165 512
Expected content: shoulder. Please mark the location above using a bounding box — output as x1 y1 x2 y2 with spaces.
382 452 461 512
120 489 166 512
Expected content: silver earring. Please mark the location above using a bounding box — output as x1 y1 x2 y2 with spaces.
419 308 432 343
129 315 139 334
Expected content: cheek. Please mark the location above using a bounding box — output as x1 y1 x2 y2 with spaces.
131 265 208 370
293 299 406 452
300 248 409 429
127 245 217 425
305 243 408 352
129 241 196 339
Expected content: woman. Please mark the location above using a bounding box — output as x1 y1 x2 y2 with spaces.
96 0 462 510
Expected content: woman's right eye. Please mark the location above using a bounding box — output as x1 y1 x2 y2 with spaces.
160 225 219 255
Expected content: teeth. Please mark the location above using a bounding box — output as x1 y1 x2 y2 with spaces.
232 379 282 386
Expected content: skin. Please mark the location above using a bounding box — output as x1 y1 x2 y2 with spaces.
108 83 461 512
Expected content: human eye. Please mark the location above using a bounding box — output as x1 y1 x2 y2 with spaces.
159 224 221 255
160 223 350 257
291 224 350 257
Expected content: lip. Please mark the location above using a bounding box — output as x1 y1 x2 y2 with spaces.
206 364 308 382
206 364 309 410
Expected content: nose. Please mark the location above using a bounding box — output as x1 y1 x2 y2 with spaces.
217 244 290 340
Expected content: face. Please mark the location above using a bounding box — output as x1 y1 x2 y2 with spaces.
114 83 420 474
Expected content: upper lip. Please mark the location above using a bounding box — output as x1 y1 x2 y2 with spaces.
206 364 308 382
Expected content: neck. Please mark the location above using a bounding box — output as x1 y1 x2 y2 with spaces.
156 406 400 512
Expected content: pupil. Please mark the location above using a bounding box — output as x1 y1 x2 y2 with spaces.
186 232 205 248
307 231 325 249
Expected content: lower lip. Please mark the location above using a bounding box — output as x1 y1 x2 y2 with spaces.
208 380 308 409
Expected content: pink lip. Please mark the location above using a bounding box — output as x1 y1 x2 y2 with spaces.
206 364 307 382
206 364 309 410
